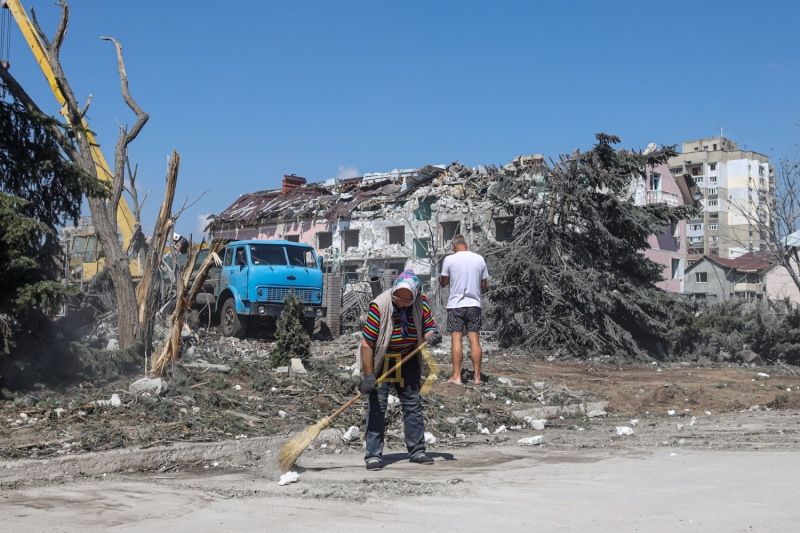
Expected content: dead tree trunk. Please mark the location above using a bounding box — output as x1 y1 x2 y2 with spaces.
138 152 180 357
31 3 149 349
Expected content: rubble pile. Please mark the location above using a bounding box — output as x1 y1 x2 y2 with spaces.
0 331 605 460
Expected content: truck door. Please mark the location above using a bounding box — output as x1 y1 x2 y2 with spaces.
227 246 249 301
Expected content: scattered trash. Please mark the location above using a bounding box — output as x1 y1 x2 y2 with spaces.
290 358 308 375
587 409 607 418
689 417 696 426
497 377 512 385
676 424 684 430
481 427 490 435
667 410 676 416
342 426 360 442
616 426 634 436
279 471 300 486
97 394 121 407
505 400 512 405
130 378 168 396
705 410 712 415
233 384 242 391
670 453 678 457
517 436 543 445
494 425 507 434
278 410 288 419
757 372 769 378
530 419 546 431
424 431 437 444
630 419 639 427
387 395 400 406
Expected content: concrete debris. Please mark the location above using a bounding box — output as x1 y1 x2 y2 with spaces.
278 410 288 419
738 347 765 367
533 382 546 391
424 432 437 444
497 377 512 385
342 426 361 442
233 384 242 391
517 436 543 446
181 361 231 373
105 338 119 351
96 394 122 408
689 417 696 426
290 358 308 375
586 409 607 418
480 427 490 435
514 401 609 420
757 372 770 378
530 419 546 431
493 425 507 434
225 411 264 424
705 411 712 415
279 471 300 486
676 424 684 430
630 419 639 427
667 410 676 416
616 427 634 436
129 378 168 396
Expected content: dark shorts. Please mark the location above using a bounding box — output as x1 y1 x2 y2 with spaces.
447 306 482 333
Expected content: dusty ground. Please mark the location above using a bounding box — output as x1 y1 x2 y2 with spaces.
3 333 800 531
2 333 799 460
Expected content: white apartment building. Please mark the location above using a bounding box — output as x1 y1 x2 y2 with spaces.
667 137 772 264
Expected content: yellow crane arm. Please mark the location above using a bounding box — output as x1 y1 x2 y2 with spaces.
3 0 137 251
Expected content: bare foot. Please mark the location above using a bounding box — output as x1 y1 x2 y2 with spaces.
447 377 463 384
473 380 485 386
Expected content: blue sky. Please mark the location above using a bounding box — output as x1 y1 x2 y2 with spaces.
5 1 800 237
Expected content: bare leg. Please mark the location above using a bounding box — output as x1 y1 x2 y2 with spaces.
467 331 483 384
448 332 464 383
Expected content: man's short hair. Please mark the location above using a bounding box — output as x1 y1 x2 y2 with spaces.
451 235 468 248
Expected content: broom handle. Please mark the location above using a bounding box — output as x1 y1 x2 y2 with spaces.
326 341 429 421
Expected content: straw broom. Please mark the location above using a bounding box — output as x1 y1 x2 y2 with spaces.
278 341 428 471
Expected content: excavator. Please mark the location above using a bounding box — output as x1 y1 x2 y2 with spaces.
1 0 142 284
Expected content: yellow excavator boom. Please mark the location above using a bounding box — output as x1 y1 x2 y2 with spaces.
2 0 137 251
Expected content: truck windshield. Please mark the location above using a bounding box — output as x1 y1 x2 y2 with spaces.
286 246 318 268
249 245 286 265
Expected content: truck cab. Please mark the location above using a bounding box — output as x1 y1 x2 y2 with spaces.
213 240 326 338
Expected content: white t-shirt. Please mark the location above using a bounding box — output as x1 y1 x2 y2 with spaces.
441 250 489 309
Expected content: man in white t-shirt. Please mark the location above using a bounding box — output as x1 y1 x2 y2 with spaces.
439 235 489 386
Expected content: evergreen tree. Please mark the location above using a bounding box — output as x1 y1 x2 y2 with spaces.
270 292 311 367
485 134 695 359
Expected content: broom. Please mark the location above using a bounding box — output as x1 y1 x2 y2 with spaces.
278 341 429 471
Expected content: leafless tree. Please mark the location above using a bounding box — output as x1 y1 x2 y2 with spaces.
725 148 800 294
29 2 149 349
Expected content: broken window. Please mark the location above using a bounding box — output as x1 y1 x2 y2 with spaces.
285 235 300 242
414 238 431 259
387 226 405 245
343 265 359 282
342 230 360 251
414 198 435 221
317 231 332 250
440 221 460 245
235 247 247 266
388 262 406 273
494 217 515 242
695 272 708 283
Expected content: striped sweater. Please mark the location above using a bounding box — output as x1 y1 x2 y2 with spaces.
362 294 436 357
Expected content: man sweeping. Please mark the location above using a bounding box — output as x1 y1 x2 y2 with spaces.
360 270 442 471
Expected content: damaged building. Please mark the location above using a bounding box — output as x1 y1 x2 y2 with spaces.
209 156 545 293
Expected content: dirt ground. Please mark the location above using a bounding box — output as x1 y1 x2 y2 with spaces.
2 334 799 460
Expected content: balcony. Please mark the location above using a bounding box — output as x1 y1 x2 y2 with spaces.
734 282 764 293
646 190 680 207
688 247 704 255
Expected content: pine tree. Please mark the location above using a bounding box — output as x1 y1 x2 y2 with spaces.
270 292 311 367
485 134 695 359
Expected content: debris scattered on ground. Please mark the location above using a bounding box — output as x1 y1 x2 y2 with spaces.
517 436 543 446
616 426 634 436
279 471 299 486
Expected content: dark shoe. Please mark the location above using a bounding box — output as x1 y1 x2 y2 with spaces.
410 454 434 465
366 460 383 471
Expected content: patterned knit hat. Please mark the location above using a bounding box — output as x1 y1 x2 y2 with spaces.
392 269 420 300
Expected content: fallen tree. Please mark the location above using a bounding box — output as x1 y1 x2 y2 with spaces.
484 134 695 359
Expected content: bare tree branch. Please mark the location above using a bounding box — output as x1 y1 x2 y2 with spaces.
28 8 52 50
51 1 70 56
80 94 92 118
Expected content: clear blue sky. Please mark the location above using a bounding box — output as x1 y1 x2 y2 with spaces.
5 1 800 238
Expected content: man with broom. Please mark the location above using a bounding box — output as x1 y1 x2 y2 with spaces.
360 269 442 471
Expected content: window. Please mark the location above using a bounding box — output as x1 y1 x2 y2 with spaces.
710 176 717 183
343 265 359 282
494 217 515 242
650 172 661 191
317 231 332 250
709 211 719 219
414 198 435 221
712 144 717 151
670 167 683 176
388 262 406 273
703 145 708 150
285 235 300 242
414 238 431 258
695 176 704 183
440 221 461 244
223 247 233 267
690 237 702 243
708 224 718 230
708 188 718 195
670 220 679 238
708 200 718 207
286 246 318 268
342 230 360 251
709 236 718 243
709 163 717 171
689 165 703 176
759 166 765 177
671 259 681 280
689 224 702 231
696 272 708 283
235 247 247 266
387 226 405 245
249 244 286 266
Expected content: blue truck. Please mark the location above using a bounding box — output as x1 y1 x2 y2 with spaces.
196 240 326 338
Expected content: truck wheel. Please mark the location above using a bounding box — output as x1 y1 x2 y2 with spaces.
221 298 246 338
303 317 316 337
